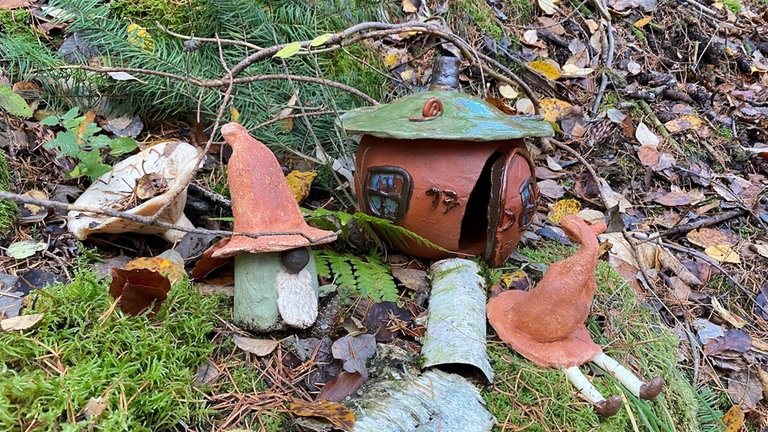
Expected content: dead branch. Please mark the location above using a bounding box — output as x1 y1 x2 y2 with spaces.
0 190 338 244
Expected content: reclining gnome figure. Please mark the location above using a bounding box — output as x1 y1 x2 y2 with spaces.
487 215 664 416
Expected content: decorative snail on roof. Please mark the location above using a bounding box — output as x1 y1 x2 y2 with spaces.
339 56 553 266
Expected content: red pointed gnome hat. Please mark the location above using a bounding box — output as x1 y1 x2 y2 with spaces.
486 215 607 368
211 123 337 259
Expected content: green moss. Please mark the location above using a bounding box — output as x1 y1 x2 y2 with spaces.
0 269 225 431
450 0 505 40
484 244 725 432
0 9 31 33
0 152 18 239
722 0 742 12
108 0 204 33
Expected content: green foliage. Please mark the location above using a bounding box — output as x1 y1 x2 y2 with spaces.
722 0 743 12
0 84 32 117
0 268 224 431
0 151 18 238
41 107 138 180
303 207 446 253
484 244 725 432
314 249 398 302
108 0 204 33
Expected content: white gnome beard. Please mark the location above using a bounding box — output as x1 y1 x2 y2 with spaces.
276 268 317 329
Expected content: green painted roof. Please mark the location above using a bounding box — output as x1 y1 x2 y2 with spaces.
339 90 554 141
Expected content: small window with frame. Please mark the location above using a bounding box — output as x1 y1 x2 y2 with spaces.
363 166 413 222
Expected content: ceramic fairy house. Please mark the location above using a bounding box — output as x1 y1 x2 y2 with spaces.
339 56 554 266
487 215 664 416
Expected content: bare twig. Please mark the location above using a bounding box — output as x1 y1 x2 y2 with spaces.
591 0 616 114
156 22 264 51
0 190 338 244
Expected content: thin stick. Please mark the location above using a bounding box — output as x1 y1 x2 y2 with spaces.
0 190 338 244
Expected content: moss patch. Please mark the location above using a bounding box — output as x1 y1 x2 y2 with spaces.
0 269 226 431
483 244 724 432
0 151 18 238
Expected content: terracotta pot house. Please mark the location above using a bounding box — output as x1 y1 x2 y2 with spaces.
339 62 554 266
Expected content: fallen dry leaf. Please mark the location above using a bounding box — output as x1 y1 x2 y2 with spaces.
722 404 744 432
711 297 747 328
190 238 232 280
537 179 565 199
109 267 170 317
391 268 428 292
332 334 376 374
539 98 572 123
727 369 764 409
286 170 317 203
548 199 581 223
527 60 561 80
291 400 355 432
76 397 107 422
0 0 34 9
317 371 367 402
125 256 186 285
686 228 739 249
498 84 519 99
232 335 279 356
500 269 529 291
751 243 768 259
654 191 694 206
664 114 703 134
0 312 45 331
635 122 660 146
538 0 558 15
704 329 752 355
637 145 659 167
401 0 418 13
705 245 741 264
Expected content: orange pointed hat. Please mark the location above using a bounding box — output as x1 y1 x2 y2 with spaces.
487 215 607 368
211 123 337 259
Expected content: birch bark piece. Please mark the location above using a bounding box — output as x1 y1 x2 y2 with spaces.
421 258 494 382
351 370 495 432
67 141 198 242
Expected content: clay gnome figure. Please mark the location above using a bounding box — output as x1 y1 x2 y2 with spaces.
487 215 663 416
208 123 337 332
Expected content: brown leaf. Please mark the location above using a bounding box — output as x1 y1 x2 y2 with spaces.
0 0 35 9
402 0 419 13
317 371 367 402
654 191 693 206
291 400 355 432
332 334 376 374
537 179 565 199
686 228 739 248
637 145 659 167
232 335 279 356
190 238 233 279
391 268 428 291
76 397 107 422
711 297 747 328
535 166 566 179
727 369 764 409
109 267 170 317
0 313 44 331
704 330 752 356
664 114 703 134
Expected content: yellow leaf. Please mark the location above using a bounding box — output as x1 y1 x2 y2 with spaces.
704 245 741 263
633 16 652 28
126 23 153 52
527 60 561 80
291 400 355 431
539 98 572 123
126 257 186 285
286 170 317 203
548 199 581 223
229 106 240 123
402 0 418 13
500 270 528 289
274 42 302 59
664 114 703 134
722 404 744 432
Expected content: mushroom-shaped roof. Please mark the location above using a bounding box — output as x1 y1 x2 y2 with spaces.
486 215 607 368
211 123 337 259
339 90 554 141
